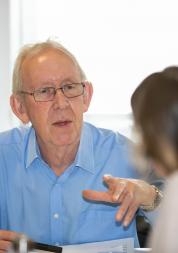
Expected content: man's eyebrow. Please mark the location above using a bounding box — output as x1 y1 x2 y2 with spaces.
39 78 78 87
60 78 80 84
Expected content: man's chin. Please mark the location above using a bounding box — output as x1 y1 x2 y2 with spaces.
53 136 78 147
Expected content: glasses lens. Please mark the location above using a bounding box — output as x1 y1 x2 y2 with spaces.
63 83 84 98
34 87 55 101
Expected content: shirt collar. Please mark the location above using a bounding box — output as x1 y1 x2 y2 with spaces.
75 123 95 174
25 127 39 168
25 123 95 173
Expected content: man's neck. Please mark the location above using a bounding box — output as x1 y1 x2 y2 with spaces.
37 139 80 176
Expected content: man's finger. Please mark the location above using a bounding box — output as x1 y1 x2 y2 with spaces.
0 241 11 251
103 175 127 202
103 174 116 186
82 190 113 202
122 203 139 227
115 193 132 222
0 231 17 241
112 182 127 201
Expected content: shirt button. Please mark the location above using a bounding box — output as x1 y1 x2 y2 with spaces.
53 213 59 219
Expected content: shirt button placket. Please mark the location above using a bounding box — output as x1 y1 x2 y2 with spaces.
50 183 62 244
53 213 59 219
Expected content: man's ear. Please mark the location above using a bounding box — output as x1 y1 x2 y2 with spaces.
10 94 30 124
83 81 93 112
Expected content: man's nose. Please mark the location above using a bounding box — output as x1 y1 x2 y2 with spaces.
53 88 69 109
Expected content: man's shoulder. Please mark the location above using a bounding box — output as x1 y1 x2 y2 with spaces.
84 122 130 147
0 126 31 146
83 122 138 178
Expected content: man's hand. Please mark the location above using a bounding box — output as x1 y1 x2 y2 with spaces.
82 175 156 227
0 230 18 253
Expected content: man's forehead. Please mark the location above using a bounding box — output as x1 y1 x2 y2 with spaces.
21 48 81 86
24 48 74 65
21 48 80 82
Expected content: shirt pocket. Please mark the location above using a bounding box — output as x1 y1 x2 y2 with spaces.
76 205 134 244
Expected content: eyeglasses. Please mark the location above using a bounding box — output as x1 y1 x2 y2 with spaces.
19 83 85 102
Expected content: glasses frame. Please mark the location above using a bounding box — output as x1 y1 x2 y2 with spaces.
19 82 85 102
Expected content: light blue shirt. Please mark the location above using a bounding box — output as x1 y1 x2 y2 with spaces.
0 122 140 246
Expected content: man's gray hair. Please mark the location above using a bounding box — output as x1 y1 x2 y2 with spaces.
12 39 87 94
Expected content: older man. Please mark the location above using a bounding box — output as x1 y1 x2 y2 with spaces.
0 40 160 251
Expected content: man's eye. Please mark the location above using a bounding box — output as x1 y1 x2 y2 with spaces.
65 84 76 90
37 88 52 94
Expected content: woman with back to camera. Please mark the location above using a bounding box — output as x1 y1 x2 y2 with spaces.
83 66 178 251
131 66 178 252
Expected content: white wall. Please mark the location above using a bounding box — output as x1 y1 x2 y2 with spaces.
2 0 178 137
0 0 12 130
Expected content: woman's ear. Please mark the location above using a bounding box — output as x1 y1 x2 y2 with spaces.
83 81 93 112
10 94 30 124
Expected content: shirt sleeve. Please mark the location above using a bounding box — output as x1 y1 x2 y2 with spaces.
0 148 8 229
